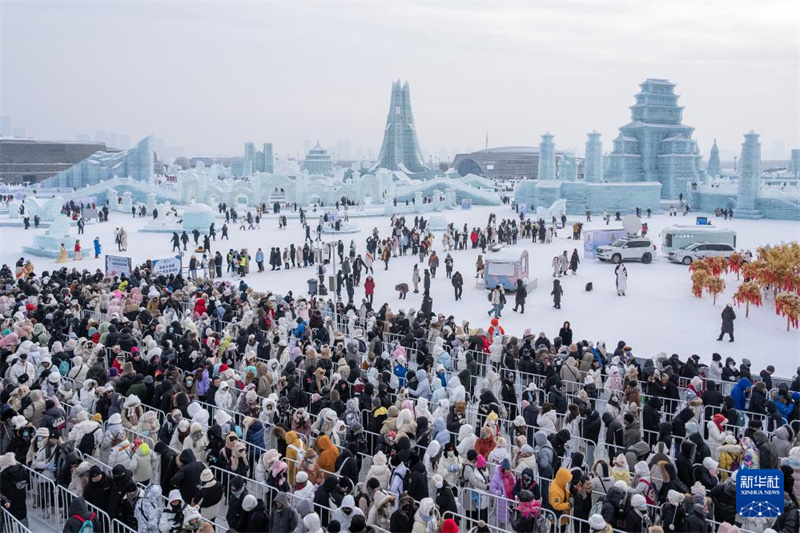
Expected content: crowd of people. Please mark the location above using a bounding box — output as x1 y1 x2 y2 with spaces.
0 255 797 533
0 198 798 533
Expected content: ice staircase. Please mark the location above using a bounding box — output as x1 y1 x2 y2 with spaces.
394 176 502 205
59 177 182 204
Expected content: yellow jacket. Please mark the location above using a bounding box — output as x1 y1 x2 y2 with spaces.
549 467 572 518
285 431 306 485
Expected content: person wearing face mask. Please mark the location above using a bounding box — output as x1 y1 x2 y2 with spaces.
390 493 416 533
225 476 248 529
29 426 61 481
180 374 197 401
721 357 740 383
436 442 462 488
412 497 440 533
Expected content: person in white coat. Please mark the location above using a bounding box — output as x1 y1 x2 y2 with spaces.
75 379 99 413
537 405 558 435
67 356 90 386
67 410 102 456
615 263 628 296
108 435 133 469
366 451 392 489
214 382 233 411
7 354 36 386
182 423 208 462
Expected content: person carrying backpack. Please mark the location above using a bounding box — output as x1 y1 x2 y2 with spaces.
63 497 100 533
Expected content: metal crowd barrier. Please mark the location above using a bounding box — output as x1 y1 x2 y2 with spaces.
0 508 32 533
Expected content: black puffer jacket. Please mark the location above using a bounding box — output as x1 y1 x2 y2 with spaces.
406 461 429 501
0 464 26 520
170 449 204 503
710 480 736 524
773 496 798 533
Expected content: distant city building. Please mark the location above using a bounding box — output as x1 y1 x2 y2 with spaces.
0 138 109 184
453 146 578 180
0 116 10 136
243 141 274 174
263 143 274 173
40 136 154 188
604 78 703 198
370 80 431 176
303 142 333 174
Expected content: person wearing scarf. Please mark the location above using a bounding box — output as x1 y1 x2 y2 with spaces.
412 497 439 533
512 490 542 532
490 458 516 527
228 441 249 476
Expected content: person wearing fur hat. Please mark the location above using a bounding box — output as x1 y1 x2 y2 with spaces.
298 447 323 486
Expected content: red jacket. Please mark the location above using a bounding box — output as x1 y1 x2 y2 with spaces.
364 278 375 295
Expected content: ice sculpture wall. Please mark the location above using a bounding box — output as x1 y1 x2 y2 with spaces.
41 136 154 188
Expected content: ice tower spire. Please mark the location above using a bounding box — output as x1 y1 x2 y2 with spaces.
706 139 721 178
370 80 429 175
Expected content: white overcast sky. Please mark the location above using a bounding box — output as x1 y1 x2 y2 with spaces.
1 1 798 160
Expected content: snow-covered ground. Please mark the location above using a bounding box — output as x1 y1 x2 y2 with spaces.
3 204 799 375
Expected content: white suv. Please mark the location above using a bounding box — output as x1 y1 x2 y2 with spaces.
596 237 656 264
668 242 735 265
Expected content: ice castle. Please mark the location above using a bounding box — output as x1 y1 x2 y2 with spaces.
604 78 703 198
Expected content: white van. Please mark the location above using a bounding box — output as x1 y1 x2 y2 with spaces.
659 226 737 255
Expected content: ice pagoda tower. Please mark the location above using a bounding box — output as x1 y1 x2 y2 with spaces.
604 79 703 198
584 131 603 182
736 131 763 219
369 80 430 176
706 139 721 179
537 133 556 180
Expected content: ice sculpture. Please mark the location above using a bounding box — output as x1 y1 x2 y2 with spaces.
537 133 556 181
22 216 74 258
428 215 448 231
40 137 154 188
604 79 702 198
369 80 431 175
535 199 568 219
9 196 64 221
584 132 603 183
706 139 722 178
181 203 215 234
736 131 763 219
556 154 578 182
140 202 182 233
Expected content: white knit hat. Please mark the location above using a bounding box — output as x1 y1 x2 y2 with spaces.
242 494 258 511
588 514 606 531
